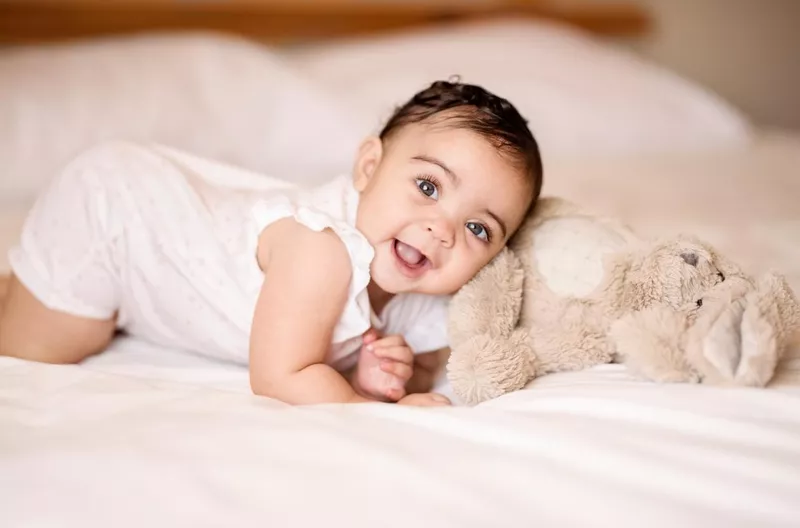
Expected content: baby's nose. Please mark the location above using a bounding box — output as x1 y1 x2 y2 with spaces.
427 218 455 248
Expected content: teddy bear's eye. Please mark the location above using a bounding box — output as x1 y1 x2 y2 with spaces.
696 299 703 308
717 271 725 282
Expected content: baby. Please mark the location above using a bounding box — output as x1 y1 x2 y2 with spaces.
0 80 543 406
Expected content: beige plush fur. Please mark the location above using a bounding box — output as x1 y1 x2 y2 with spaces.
447 198 800 405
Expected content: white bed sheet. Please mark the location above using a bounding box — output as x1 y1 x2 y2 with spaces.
2 346 800 528
2 131 800 527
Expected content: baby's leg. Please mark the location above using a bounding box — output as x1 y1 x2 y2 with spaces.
0 274 8 307
0 142 132 364
0 275 8 324
0 274 115 363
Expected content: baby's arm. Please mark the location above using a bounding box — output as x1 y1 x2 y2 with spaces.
249 218 372 405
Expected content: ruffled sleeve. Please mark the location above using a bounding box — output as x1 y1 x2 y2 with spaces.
250 194 375 344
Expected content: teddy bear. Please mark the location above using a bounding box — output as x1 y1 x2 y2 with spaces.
446 197 800 405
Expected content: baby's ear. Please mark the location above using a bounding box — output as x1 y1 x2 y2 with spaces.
352 136 383 191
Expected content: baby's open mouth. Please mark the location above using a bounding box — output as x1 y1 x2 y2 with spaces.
392 239 429 274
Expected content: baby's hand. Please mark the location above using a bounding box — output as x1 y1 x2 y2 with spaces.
352 329 414 402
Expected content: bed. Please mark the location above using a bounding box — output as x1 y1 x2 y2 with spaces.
2 3 800 527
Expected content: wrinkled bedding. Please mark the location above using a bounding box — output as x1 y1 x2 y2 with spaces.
1 131 799 527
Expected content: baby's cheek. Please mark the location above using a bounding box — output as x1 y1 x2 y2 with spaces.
440 262 482 294
466 252 493 278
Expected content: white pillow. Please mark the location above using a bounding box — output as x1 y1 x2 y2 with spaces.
0 32 364 202
285 18 753 160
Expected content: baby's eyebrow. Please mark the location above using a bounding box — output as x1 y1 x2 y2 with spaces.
411 155 460 188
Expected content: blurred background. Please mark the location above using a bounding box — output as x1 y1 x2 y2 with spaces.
1 0 799 297
615 0 800 131
1 0 797 129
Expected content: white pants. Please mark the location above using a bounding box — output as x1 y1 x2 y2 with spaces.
10 141 271 363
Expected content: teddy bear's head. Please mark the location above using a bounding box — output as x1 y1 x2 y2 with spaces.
615 235 739 313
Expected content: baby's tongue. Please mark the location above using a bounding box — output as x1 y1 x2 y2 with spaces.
395 240 424 266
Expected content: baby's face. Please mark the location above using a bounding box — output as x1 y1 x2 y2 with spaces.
354 121 533 296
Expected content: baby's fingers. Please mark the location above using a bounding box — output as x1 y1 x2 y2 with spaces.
362 328 381 345
371 344 414 364
380 359 413 382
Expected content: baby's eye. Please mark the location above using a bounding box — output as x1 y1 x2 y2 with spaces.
415 178 439 200
466 221 490 242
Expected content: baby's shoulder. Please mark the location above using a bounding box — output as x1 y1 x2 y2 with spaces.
252 174 372 276
256 217 351 280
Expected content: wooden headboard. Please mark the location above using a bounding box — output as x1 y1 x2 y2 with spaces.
0 0 651 46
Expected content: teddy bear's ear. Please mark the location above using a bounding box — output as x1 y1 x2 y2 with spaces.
680 252 699 267
447 247 525 348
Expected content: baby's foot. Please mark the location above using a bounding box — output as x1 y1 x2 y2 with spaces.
397 392 451 407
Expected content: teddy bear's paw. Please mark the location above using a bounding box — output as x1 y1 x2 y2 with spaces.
755 272 800 338
610 308 699 384
657 369 701 384
734 291 779 387
621 355 700 383
446 331 535 405
694 297 746 382
692 289 778 387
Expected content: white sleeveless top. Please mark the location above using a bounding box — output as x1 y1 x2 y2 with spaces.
153 145 451 369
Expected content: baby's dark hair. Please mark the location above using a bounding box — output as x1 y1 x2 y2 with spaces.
379 79 543 206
